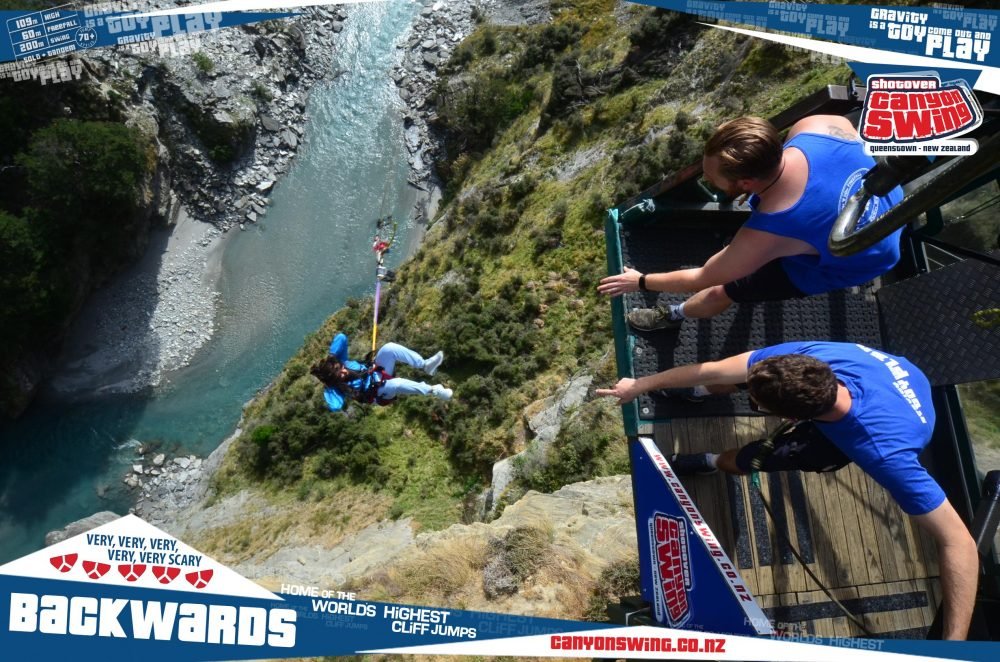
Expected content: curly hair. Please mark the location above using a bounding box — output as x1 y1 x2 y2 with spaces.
747 354 838 420
704 116 783 181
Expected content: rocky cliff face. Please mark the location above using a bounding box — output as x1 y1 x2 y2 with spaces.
136 471 635 620
5 8 346 415
391 0 553 190
92 9 346 231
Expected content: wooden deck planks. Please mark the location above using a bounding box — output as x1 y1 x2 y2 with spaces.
846 463 887 585
653 414 941 636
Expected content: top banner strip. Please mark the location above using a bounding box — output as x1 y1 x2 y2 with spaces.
636 2 997 68
0 5 294 64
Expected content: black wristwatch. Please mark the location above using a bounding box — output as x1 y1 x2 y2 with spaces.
638 274 648 291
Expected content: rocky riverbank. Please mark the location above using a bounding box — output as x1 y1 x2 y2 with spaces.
391 0 475 189
111 6 348 232
131 432 236 525
47 7 348 397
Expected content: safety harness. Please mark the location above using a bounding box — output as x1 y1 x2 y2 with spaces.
749 419 797 472
354 364 394 406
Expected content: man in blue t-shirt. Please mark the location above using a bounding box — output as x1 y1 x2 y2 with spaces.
598 115 903 330
596 341 977 639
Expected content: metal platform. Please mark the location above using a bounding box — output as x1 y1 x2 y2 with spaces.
878 250 1000 387
606 83 1000 642
618 220 883 419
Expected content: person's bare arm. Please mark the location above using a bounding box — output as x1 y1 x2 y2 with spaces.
597 229 810 296
595 352 753 404
912 500 978 640
786 114 859 142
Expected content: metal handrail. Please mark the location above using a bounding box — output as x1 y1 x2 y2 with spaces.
830 131 1000 256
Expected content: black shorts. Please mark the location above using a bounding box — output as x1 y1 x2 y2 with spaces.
734 422 851 474
723 259 807 303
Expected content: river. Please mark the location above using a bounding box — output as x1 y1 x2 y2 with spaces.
0 1 420 563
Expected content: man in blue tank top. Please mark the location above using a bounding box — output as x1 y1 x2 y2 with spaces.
598 116 904 330
596 341 977 639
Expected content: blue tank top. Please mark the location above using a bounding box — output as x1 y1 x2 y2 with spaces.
748 341 943 515
744 133 904 295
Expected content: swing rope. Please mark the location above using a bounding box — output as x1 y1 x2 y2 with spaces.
369 135 402 356
370 216 397 356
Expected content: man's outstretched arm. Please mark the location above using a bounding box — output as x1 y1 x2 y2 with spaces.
912 499 978 640
595 352 753 404
597 228 809 296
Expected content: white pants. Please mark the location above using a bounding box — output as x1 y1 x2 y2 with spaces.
374 343 434 400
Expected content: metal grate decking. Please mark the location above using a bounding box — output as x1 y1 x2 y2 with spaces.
619 221 883 418
878 250 1000 387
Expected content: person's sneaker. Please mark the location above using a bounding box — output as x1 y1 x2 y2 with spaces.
627 306 683 331
668 453 718 476
431 384 453 401
653 387 705 403
424 351 444 376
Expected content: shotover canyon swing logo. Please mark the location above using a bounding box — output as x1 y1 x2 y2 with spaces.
649 512 693 628
859 74 983 154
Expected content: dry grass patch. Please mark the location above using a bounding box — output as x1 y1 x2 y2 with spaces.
357 535 489 605
188 486 392 564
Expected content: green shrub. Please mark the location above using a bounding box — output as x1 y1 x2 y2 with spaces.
479 28 496 56
192 52 214 75
519 22 583 69
530 223 563 258
0 119 152 397
507 175 536 202
435 72 534 171
209 144 234 164
236 391 393 486
251 81 273 101
585 558 641 621
0 211 50 355
19 120 150 225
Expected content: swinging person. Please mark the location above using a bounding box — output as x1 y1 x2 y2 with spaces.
311 333 452 411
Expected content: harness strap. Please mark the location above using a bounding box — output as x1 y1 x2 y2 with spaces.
750 419 798 474
358 365 393 405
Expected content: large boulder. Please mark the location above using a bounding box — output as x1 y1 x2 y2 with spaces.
45 512 120 546
199 98 257 163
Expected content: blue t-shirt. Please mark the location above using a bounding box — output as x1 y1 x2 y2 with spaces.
323 333 378 412
744 133 904 294
748 341 943 516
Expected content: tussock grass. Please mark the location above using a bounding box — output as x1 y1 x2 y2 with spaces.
188 486 391 564
355 535 488 605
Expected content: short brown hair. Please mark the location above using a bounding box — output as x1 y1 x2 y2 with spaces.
747 354 838 420
704 117 783 181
